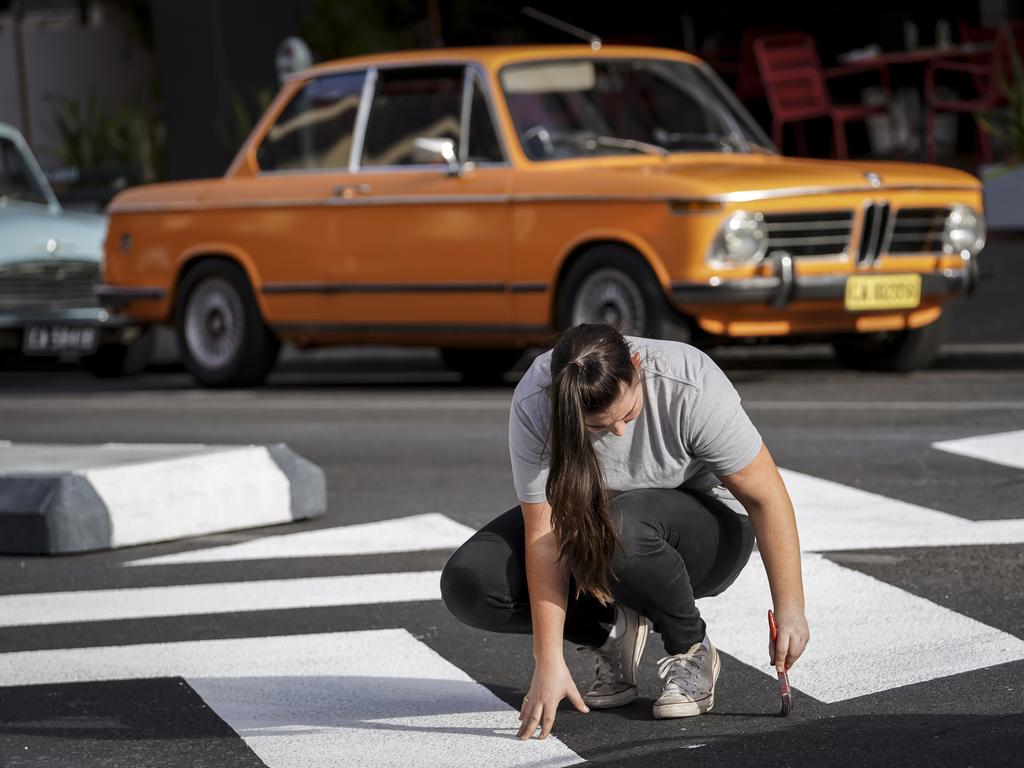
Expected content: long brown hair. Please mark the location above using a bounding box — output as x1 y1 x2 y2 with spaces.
546 323 638 605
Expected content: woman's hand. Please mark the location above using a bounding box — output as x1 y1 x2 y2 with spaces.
517 656 590 740
769 605 810 673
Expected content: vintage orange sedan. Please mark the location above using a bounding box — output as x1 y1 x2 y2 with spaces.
98 45 985 386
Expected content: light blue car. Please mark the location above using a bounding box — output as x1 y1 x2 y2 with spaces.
0 122 151 375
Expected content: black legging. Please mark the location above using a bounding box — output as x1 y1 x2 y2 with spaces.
440 487 754 655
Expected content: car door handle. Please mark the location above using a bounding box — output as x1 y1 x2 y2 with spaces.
333 183 372 199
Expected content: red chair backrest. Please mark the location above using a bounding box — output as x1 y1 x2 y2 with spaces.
736 25 794 102
754 33 831 121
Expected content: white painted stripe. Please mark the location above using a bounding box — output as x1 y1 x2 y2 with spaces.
744 401 1024 411
82 445 294 547
0 630 583 767
0 397 512 412
127 513 476 566
932 429 1024 471
780 469 1024 552
0 571 442 628
3 396 1024 412
699 552 1024 703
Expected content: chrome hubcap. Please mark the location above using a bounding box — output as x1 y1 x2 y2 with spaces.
571 268 646 335
184 277 244 370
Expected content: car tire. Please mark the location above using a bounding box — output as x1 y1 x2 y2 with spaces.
81 327 156 378
174 260 280 388
440 347 524 384
555 245 668 338
831 310 950 372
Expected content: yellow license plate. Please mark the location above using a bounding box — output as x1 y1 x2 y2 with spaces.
844 274 922 311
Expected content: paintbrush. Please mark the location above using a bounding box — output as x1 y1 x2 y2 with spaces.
768 609 793 717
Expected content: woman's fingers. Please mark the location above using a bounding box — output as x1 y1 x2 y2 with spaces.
566 684 590 714
517 705 542 740
538 708 557 740
774 632 790 674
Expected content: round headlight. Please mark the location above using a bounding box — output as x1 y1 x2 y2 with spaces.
943 205 986 255
709 211 767 266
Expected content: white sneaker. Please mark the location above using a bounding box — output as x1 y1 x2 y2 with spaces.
652 635 721 719
575 604 650 709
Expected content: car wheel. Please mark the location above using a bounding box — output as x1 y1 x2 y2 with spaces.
81 327 155 378
831 311 950 372
440 347 524 384
556 245 667 338
174 260 280 387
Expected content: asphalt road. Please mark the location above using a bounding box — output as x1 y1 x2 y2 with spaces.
0 239 1022 767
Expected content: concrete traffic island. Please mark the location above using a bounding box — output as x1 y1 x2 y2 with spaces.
0 441 326 554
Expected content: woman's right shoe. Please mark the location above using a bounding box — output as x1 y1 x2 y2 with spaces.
652 635 721 719
575 604 650 709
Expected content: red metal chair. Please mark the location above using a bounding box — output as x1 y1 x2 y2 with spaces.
754 33 892 158
925 23 1024 164
735 26 793 103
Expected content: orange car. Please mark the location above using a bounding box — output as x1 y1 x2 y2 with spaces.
98 45 985 386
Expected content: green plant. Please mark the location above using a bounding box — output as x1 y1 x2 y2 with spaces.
977 25 1024 165
48 87 164 183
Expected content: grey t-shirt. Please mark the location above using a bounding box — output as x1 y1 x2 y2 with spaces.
509 336 763 504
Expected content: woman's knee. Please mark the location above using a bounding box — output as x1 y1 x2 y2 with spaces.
440 531 523 630
609 492 666 568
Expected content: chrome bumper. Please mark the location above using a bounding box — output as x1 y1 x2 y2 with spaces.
671 251 979 308
0 307 136 330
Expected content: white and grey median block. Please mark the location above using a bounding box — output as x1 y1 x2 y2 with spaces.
0 441 326 555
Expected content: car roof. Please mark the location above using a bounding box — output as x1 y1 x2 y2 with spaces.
298 44 703 79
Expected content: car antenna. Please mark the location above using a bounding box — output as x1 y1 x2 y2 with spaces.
521 6 602 50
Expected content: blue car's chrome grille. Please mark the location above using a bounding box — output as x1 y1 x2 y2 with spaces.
0 259 100 311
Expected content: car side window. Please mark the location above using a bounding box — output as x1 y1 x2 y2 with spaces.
466 77 503 164
361 66 464 167
0 137 48 206
257 71 366 172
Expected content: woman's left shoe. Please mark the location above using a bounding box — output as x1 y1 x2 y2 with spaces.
575 604 651 709
652 635 721 719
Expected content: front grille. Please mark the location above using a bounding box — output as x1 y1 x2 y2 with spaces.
887 207 950 254
856 202 891 267
762 211 855 259
0 259 100 311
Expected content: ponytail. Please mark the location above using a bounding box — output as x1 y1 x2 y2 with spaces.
546 324 638 605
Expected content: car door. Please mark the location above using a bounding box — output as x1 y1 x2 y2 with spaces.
203 70 369 328
333 64 514 331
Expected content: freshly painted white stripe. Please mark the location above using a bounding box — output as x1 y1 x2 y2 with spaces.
744 401 1024 411
0 629 583 767
780 469 1024 552
4 396 1024 412
932 429 1024 471
0 571 442 628
699 552 1024 703
82 445 294 547
127 513 476 566
0 396 512 412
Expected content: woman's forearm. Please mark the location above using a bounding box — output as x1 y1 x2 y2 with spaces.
521 502 571 663
722 444 805 611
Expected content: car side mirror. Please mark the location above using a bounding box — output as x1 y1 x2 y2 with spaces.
413 137 463 177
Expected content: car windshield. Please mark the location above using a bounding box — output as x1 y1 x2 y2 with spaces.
0 136 50 206
500 58 775 161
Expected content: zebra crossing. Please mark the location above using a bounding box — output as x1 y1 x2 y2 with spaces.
2 430 1024 766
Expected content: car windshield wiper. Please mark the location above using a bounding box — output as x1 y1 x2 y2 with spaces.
530 129 670 158
653 130 754 153
578 134 671 157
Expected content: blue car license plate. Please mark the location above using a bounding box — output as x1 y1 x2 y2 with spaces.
22 325 99 356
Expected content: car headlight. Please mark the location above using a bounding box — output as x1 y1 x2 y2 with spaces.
708 211 767 267
943 205 985 255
